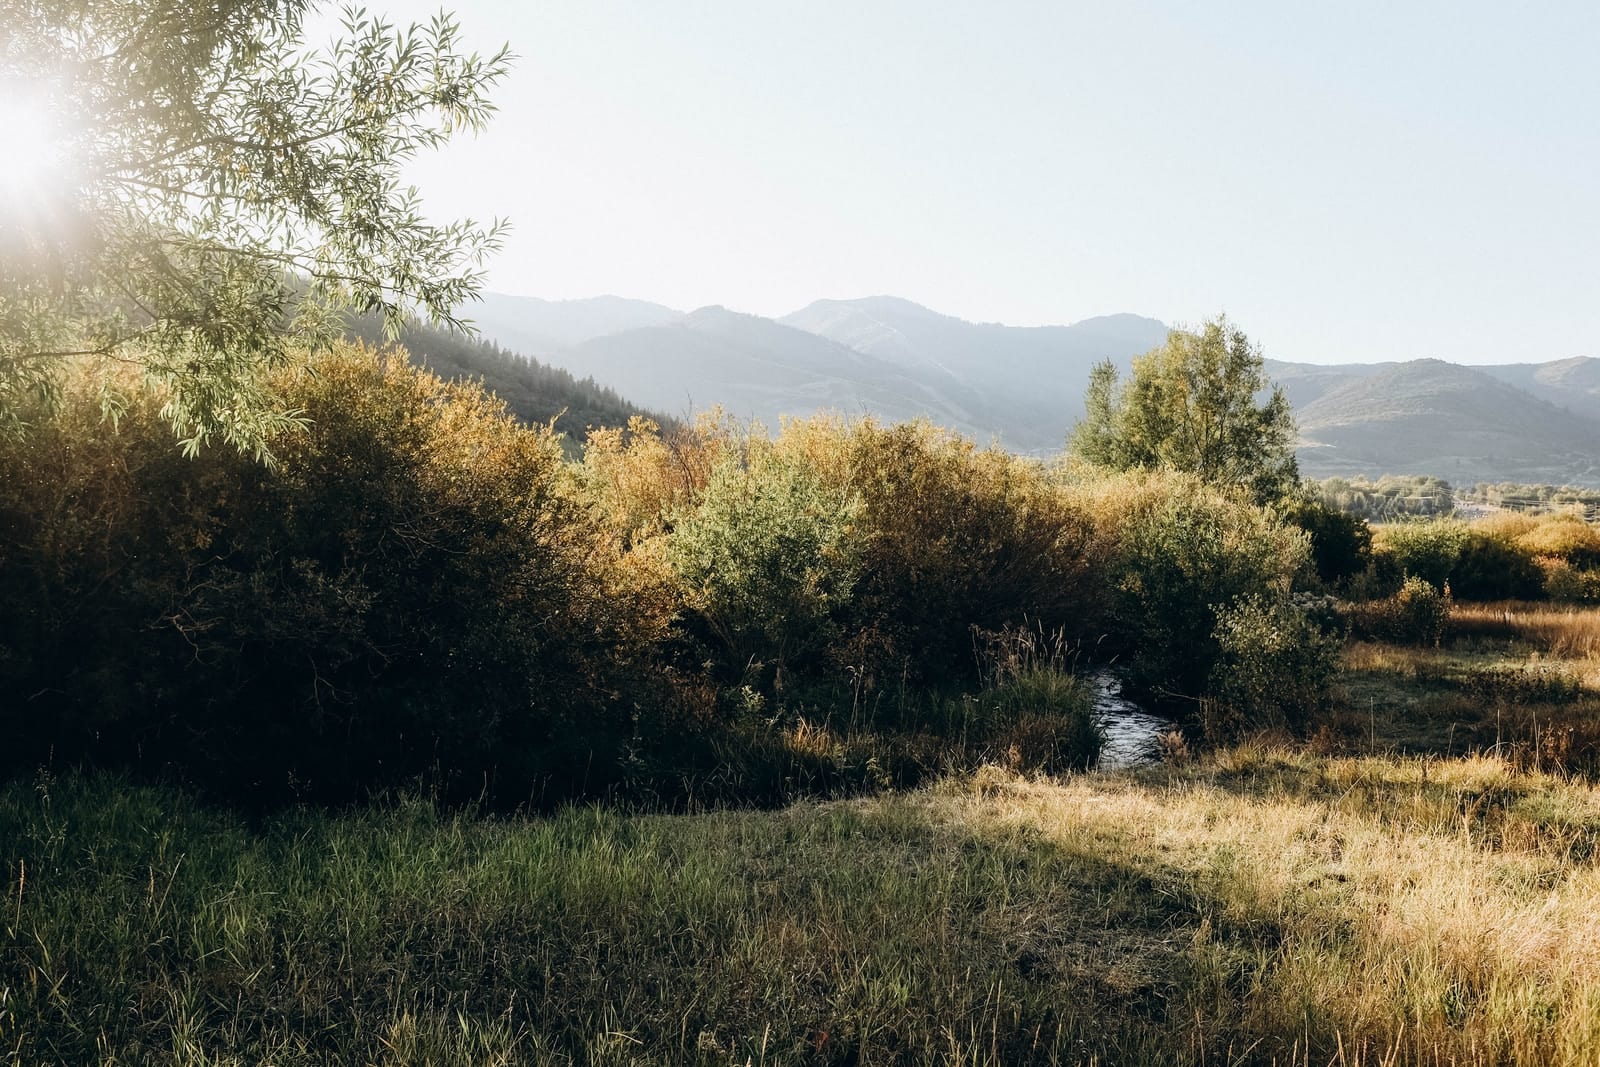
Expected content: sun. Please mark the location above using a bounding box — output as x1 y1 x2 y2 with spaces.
0 79 77 212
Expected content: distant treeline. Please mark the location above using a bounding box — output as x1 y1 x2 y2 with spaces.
1314 476 1455 520
1460 482 1600 517
1316 476 1600 523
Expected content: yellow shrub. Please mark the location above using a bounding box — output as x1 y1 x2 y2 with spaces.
1516 514 1600 565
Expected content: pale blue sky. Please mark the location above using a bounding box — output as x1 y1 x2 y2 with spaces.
321 1 1597 365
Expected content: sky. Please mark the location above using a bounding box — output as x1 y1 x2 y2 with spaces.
310 1 1597 365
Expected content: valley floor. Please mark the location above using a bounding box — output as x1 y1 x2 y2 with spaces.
10 609 1600 1066
8 754 1600 1065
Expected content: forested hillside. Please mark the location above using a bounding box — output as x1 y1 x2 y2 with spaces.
344 313 667 439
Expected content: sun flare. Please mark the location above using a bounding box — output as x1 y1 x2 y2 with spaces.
0 80 76 211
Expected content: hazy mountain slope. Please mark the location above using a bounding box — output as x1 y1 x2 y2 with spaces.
466 293 681 356
1294 359 1600 484
1263 359 1390 410
344 315 665 440
1475 357 1600 422
560 306 1018 442
781 297 1167 376
780 297 1169 443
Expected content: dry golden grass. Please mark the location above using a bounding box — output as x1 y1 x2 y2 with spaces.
14 754 1600 1065
1449 601 1600 659
937 749 1600 1065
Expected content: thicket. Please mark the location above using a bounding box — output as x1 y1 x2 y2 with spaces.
1363 513 1600 604
1281 495 1373 589
1067 473 1315 725
1347 576 1452 645
0 348 647 804
0 349 1337 805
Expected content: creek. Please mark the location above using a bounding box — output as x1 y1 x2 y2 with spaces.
1090 669 1180 770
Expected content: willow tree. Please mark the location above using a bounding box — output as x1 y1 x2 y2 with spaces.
0 0 511 456
1070 315 1299 504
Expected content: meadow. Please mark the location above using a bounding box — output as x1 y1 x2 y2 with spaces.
12 352 1600 1063
11 596 1600 1066
11 740 1600 1065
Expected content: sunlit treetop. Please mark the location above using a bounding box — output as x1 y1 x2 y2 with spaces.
0 0 512 457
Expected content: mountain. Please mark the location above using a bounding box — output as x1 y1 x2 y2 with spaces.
1475 357 1600 423
1294 359 1600 485
344 314 666 441
464 293 681 356
1262 359 1388 411
781 297 1167 377
449 289 1600 485
780 298 1170 438
561 306 1012 442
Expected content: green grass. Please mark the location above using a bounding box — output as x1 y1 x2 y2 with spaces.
11 749 1600 1066
14 611 1600 1066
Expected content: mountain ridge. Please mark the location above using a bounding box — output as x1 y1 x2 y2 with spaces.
445 290 1600 484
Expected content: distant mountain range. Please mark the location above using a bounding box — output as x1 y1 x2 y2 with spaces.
452 292 1600 486
466 292 1168 452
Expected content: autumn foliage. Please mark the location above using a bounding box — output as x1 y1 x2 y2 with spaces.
0 346 1332 804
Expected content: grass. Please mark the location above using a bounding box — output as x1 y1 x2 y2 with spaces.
10 749 1600 1066
12 608 1600 1065
1449 601 1600 659
1331 600 1600 774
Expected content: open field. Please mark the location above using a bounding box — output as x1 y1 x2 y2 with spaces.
10 744 1600 1066
1328 602 1600 773
11 607 1600 1066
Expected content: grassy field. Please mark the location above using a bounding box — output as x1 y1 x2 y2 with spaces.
9 605 1600 1066
9 746 1600 1065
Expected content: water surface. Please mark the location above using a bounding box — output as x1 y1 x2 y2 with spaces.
1091 669 1179 770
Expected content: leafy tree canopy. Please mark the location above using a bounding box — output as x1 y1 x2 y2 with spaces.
0 0 511 456
1070 315 1299 504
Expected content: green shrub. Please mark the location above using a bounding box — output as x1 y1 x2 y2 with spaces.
1375 520 1468 590
1205 595 1341 739
1449 533 1545 601
1543 559 1600 603
1348 576 1452 646
781 418 1099 686
1283 496 1373 588
1370 519 1548 603
666 445 863 691
1092 474 1309 699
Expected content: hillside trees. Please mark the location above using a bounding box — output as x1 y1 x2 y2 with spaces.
0 0 510 455
1071 315 1299 504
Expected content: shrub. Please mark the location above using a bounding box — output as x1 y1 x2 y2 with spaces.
1542 559 1600 603
1517 514 1600 567
1375 520 1468 590
1107 476 1305 700
580 412 733 548
1372 518 1546 602
1348 576 1452 646
1076 472 1310 699
0 345 650 804
1205 595 1341 739
779 417 1099 686
1282 496 1372 588
666 445 863 691
1450 532 1546 601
